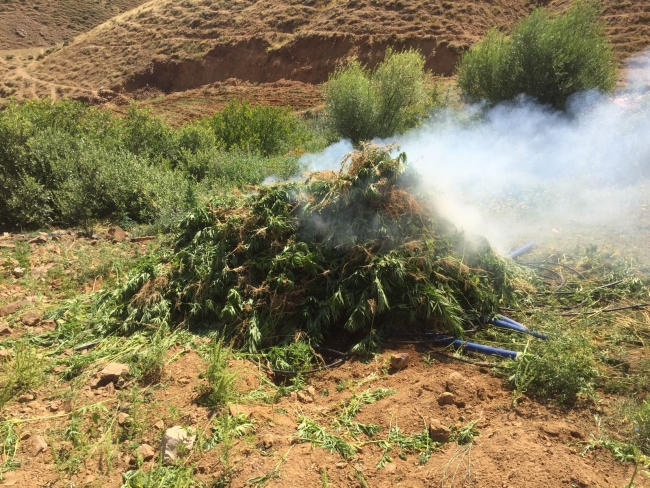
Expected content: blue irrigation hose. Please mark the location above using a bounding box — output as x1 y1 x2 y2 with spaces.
508 241 535 259
489 316 549 340
413 333 519 359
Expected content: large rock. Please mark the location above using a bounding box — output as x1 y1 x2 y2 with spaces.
437 392 455 406
428 418 450 443
91 362 130 388
160 426 196 464
107 226 127 243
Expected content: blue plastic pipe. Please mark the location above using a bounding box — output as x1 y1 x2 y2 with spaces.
490 316 549 340
507 241 535 259
422 334 519 359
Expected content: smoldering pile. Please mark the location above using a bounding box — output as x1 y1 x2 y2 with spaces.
96 145 526 354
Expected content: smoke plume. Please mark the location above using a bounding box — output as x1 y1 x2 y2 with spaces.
301 51 650 255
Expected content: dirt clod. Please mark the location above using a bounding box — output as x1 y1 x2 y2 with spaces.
428 418 451 442
17 392 36 403
12 267 25 278
437 392 455 406
297 391 314 403
32 435 48 455
0 323 11 336
117 412 130 425
228 404 254 418
390 353 410 370
0 300 27 317
137 443 155 461
21 310 42 327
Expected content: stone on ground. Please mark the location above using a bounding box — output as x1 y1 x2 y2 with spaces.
160 426 196 464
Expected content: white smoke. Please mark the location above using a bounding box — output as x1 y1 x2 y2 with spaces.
300 51 650 254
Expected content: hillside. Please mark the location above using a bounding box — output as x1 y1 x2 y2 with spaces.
0 0 149 50
1 0 650 117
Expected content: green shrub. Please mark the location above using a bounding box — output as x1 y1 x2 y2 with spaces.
505 327 599 404
208 100 302 156
0 99 305 230
457 0 617 108
324 48 433 144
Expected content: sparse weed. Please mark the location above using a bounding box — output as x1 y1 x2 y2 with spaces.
202 338 236 408
0 341 45 408
296 416 357 458
0 422 19 479
122 465 200 488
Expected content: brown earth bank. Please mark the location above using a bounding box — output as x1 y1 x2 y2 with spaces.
3 0 650 111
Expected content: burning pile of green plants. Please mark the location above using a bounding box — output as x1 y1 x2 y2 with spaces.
95 145 526 354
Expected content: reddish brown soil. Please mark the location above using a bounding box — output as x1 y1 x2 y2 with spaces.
1 345 646 487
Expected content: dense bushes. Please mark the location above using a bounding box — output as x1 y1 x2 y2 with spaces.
0 99 307 230
457 1 617 108
324 48 434 144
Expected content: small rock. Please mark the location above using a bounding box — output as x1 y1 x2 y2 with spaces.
178 376 190 385
154 420 165 430
336 462 348 469
137 443 155 461
12 267 25 278
297 391 313 403
385 462 397 473
0 349 12 361
428 418 451 442
0 324 12 336
17 393 36 403
48 402 60 412
20 432 31 441
119 402 132 413
85 475 95 484
289 391 298 401
390 353 410 370
0 300 26 317
437 392 455 406
228 404 254 418
107 226 127 243
306 386 316 396
117 412 130 425
33 435 48 455
160 426 196 464
259 434 293 449
105 382 115 396
21 310 42 327
15 28 27 38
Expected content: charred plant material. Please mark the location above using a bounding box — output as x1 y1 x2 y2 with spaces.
97 145 523 353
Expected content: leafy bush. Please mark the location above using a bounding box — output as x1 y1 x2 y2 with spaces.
324 48 433 144
0 99 308 230
505 327 599 404
457 1 616 108
208 100 303 156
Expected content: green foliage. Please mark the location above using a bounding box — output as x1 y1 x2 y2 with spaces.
324 48 434 143
122 466 200 488
208 100 303 156
202 339 237 408
504 328 599 404
94 145 521 353
296 416 357 458
457 1 616 108
0 422 19 479
333 388 395 437
452 419 479 445
633 396 650 455
95 145 522 353
0 99 308 230
377 425 436 467
262 341 321 372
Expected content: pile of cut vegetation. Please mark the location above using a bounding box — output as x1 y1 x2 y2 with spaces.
96 145 524 354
